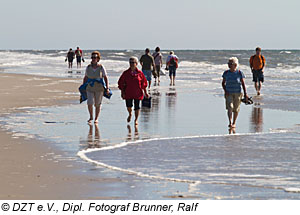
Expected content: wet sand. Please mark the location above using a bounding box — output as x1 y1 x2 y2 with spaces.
0 73 120 199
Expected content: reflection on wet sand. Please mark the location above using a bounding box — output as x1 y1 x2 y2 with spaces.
165 88 177 109
153 81 160 87
127 125 139 141
165 88 177 126
151 88 161 111
87 123 101 149
140 88 161 127
250 104 263 133
141 104 151 126
228 127 236 134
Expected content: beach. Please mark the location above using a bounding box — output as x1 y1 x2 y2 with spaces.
0 73 125 199
0 50 300 199
0 73 85 199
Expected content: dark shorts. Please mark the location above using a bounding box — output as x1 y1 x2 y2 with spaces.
68 57 74 62
76 56 82 63
169 66 176 77
125 99 141 110
252 69 264 83
142 70 152 81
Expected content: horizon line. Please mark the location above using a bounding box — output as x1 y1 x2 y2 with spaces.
1 48 300 51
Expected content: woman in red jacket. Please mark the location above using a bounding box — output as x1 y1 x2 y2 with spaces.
118 57 149 125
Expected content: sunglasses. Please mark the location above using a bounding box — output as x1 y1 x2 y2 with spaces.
129 61 137 64
91 56 99 59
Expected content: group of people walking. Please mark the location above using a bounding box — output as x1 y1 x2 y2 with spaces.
139 47 179 87
66 47 84 69
79 47 180 126
79 47 266 129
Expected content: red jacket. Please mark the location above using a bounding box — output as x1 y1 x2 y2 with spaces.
118 68 147 100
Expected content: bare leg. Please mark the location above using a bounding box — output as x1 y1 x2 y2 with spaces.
255 82 260 95
170 76 173 86
227 110 232 127
148 80 151 89
94 106 101 123
134 109 140 125
258 81 262 95
87 105 93 122
127 107 132 122
232 112 239 128
172 76 176 86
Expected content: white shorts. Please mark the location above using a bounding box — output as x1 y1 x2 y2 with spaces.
87 90 104 107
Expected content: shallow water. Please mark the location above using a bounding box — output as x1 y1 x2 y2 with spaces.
2 86 299 150
82 131 300 199
1 85 300 199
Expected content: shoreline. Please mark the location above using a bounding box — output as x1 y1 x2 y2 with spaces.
0 73 111 199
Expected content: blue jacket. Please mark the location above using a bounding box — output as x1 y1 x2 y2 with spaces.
79 78 112 103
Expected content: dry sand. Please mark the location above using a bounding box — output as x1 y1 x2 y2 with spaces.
0 73 114 199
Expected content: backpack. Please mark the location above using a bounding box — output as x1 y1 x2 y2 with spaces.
169 57 177 67
251 55 265 68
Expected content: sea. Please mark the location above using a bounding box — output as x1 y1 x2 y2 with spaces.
0 49 300 199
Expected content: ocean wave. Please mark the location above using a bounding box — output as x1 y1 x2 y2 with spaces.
180 60 226 69
113 52 126 56
1 50 299 90
280 51 292 54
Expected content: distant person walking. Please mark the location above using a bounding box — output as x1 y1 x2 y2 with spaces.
82 51 110 124
152 47 163 84
118 57 149 125
66 48 75 69
249 47 266 95
140 48 155 89
75 47 84 68
222 57 248 128
166 51 179 86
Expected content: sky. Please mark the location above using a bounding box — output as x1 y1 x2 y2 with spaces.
1 0 299 50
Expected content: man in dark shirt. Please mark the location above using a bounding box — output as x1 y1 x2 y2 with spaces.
66 48 75 69
140 48 155 89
